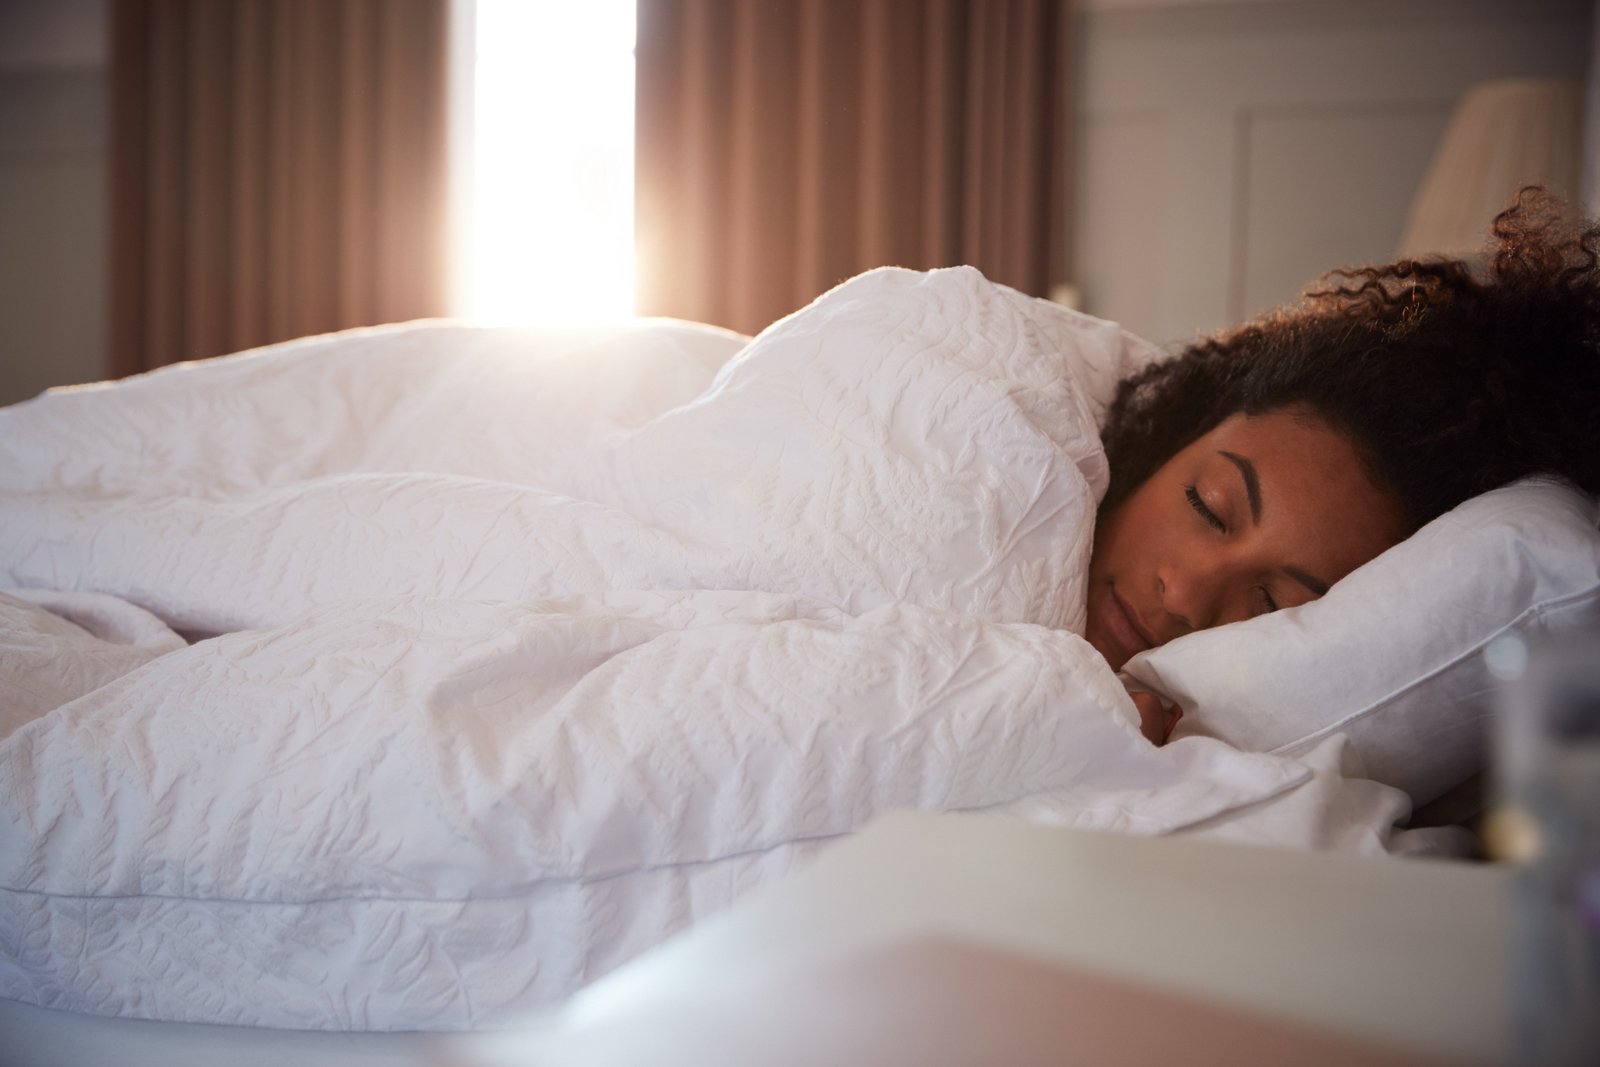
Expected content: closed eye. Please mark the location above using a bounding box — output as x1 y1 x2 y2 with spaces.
1253 585 1280 615
1185 485 1226 532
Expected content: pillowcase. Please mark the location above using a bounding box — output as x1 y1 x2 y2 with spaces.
1120 478 1600 806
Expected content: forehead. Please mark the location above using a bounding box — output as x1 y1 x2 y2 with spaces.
1200 409 1361 470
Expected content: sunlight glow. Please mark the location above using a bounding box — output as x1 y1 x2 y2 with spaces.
463 0 636 324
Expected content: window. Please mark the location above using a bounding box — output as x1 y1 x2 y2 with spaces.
458 0 636 324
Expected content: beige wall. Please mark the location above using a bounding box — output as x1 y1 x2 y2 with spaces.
0 0 108 407
1074 0 1594 346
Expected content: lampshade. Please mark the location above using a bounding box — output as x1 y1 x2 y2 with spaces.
1396 78 1583 259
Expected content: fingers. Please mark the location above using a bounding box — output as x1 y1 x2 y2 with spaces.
1130 690 1184 745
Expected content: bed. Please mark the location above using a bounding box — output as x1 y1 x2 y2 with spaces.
3 267 1597 1063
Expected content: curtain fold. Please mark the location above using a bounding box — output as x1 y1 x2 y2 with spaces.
109 0 450 377
635 0 1074 336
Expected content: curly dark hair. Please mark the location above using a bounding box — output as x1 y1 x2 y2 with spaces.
1099 187 1600 532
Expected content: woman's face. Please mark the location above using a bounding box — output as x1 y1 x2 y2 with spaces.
1086 407 1407 671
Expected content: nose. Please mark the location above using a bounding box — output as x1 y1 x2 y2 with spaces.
1155 555 1225 634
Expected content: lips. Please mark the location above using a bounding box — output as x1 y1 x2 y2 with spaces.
1099 586 1156 663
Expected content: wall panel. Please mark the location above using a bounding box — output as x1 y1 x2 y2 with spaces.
1075 0 1593 345
0 69 106 406
1238 103 1449 322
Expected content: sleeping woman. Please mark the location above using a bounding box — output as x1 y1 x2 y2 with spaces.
1087 188 1600 741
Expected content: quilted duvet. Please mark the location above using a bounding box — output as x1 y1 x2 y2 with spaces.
0 267 1312 1029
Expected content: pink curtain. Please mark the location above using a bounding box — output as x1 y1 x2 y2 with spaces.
109 0 451 376
634 0 1074 336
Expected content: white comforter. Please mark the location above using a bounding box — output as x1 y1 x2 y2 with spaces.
0 268 1402 1031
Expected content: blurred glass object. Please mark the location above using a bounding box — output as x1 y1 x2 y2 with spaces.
1490 628 1600 1067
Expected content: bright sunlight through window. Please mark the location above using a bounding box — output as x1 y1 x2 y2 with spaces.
463 1 636 324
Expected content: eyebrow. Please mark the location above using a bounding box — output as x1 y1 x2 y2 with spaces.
1219 451 1261 524
1285 567 1331 597
1219 449 1334 597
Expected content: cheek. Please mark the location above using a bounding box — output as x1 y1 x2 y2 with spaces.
1093 490 1165 580
1088 506 1124 583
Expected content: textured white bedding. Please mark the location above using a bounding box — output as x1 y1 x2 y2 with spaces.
0 268 1408 1032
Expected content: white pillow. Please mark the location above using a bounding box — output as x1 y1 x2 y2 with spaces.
1120 478 1600 806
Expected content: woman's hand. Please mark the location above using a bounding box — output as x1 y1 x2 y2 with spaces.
1131 690 1183 745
